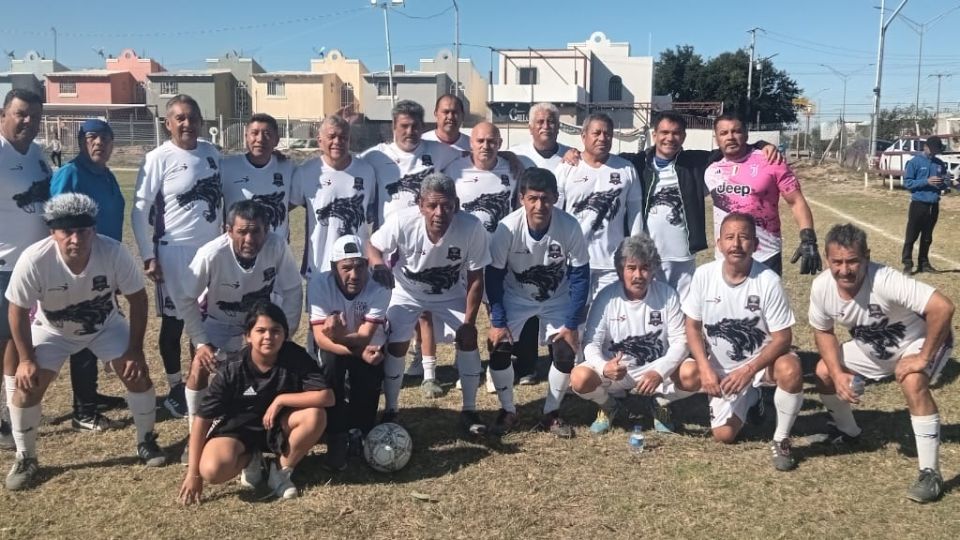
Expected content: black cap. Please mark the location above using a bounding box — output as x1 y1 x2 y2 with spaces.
925 136 945 153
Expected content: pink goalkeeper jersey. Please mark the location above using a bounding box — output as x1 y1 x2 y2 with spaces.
705 149 800 261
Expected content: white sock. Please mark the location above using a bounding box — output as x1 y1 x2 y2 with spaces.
383 353 404 412
489 364 516 414
456 349 482 412
911 413 940 472
773 387 803 442
166 372 182 388
4 375 15 409
820 393 862 437
422 355 437 381
576 384 611 408
10 403 41 458
126 388 157 444
185 387 207 429
543 364 570 415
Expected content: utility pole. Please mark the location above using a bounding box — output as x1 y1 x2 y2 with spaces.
452 0 460 97
51 27 57 61
372 1 404 108
870 0 910 167
929 73 952 122
746 27 761 124
820 64 869 164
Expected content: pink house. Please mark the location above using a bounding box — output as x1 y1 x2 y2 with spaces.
106 49 163 84
45 70 138 105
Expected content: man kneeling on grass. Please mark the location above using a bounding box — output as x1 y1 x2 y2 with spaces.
179 302 333 503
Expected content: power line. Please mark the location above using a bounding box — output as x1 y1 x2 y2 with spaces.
394 5 454 20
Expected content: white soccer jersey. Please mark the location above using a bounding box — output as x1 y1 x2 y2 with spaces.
682 260 795 371
178 232 302 346
5 235 144 337
290 156 377 277
583 279 687 379
446 156 517 235
220 153 295 238
422 130 470 152
132 140 223 261
307 271 390 346
490 207 589 307
808 262 936 361
361 140 461 223
370 206 490 302
509 142 571 171
555 155 642 270
646 161 693 262
0 136 52 270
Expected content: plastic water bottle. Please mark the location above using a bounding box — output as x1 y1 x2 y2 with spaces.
849 374 866 398
628 425 645 456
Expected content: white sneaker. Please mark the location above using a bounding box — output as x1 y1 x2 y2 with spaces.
267 460 297 499
455 378 462 390
485 367 496 394
240 451 263 489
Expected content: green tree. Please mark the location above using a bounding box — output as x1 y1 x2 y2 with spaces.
876 105 937 141
653 45 705 102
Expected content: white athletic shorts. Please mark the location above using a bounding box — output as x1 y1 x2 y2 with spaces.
155 243 199 318
707 361 777 430
581 358 692 396
502 297 567 345
589 269 618 303
198 318 245 354
839 337 953 381
386 287 465 345
658 259 696 299
32 316 129 373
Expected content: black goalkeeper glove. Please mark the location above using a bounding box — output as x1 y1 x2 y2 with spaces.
790 228 822 275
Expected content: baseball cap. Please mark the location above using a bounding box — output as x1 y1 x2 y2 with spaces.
330 235 365 263
925 136 945 153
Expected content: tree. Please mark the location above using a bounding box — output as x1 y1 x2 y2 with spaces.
876 105 936 141
654 45 802 124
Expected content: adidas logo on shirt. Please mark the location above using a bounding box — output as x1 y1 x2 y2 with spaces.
242 386 257 396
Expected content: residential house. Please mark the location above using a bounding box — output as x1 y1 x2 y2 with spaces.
310 49 367 117
419 49 489 122
206 52 264 119
360 67 461 123
105 48 164 102
250 71 343 124
0 72 44 101
146 69 235 120
9 50 68 100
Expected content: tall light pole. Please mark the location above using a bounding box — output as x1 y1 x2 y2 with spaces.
820 64 870 163
452 0 460 97
372 1 405 108
870 0 910 166
51 27 57 61
745 27 762 124
929 73 952 122
754 52 778 127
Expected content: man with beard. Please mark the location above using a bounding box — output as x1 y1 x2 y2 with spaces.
221 114 294 239
132 94 223 419
422 94 469 151
810 223 954 503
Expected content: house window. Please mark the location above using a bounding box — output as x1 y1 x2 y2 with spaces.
518 67 538 85
340 83 355 108
235 81 250 117
135 81 146 102
376 81 396 97
267 79 285 97
59 80 77 94
159 81 178 96
608 76 623 101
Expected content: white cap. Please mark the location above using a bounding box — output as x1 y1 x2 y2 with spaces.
330 235 365 263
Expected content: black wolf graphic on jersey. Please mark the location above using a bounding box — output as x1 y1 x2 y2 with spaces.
513 262 565 301
851 318 907 360
704 316 766 362
175 174 222 222
402 264 460 294
316 193 365 235
250 192 286 231
651 186 683 226
463 191 512 233
385 168 432 202
43 292 113 336
12 178 50 214
215 280 275 315
609 330 665 366
571 188 622 232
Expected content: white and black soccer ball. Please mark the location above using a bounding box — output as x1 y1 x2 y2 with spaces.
363 422 413 473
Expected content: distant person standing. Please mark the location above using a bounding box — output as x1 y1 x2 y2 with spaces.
422 94 470 151
49 133 62 168
901 136 949 274
50 119 127 431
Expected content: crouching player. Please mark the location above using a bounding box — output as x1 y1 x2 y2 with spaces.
683 212 803 471
5 194 164 491
571 234 698 435
810 224 954 503
179 302 333 503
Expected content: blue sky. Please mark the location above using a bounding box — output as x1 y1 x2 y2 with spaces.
3 0 958 122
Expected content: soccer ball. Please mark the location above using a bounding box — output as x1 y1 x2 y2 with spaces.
363 422 413 473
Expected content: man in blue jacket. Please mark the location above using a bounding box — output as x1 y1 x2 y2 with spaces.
901 136 949 274
49 119 126 431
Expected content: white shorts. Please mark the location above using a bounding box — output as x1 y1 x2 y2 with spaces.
32 316 130 373
658 259 696 299
589 269 618 303
581 358 690 395
386 288 465 345
155 243 199 318
502 297 567 345
707 362 775 430
839 337 953 381
198 318 245 353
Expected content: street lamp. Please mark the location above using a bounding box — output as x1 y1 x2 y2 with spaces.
869 0 910 167
452 0 460 98
754 52 778 127
819 64 871 163
371 0 405 108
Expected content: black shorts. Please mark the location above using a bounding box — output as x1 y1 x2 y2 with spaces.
208 419 287 455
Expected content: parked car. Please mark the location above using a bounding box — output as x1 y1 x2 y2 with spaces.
875 135 960 178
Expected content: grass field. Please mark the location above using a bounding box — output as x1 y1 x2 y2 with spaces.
1 162 959 539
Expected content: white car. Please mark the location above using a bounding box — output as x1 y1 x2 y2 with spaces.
876 135 960 178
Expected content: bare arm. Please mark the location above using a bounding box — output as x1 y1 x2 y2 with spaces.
782 188 815 231
311 321 353 357
123 289 148 354
685 316 719 396
896 291 955 383
464 268 484 326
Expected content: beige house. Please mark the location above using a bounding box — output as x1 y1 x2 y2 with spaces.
250 71 343 122
419 49 489 122
310 49 367 116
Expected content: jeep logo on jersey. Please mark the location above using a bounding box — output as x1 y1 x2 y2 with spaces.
91 275 109 292
206 157 218 170
273 173 284 187
609 172 621 185
548 244 563 259
447 247 461 261
715 183 752 196
746 295 761 312
500 174 510 187
263 267 276 281
868 304 884 318
421 154 433 166
649 311 662 326
39 161 50 175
